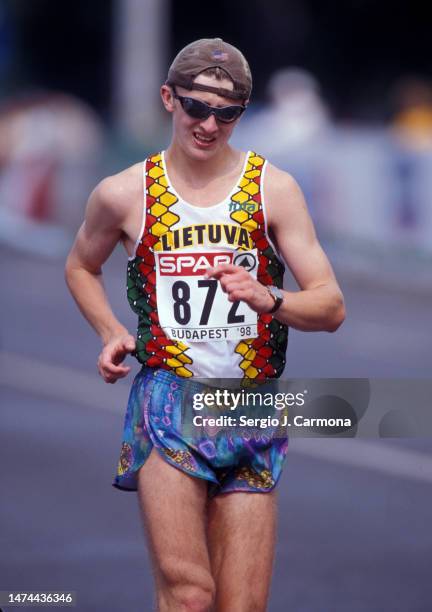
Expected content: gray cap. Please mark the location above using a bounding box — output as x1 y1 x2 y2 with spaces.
167 38 252 101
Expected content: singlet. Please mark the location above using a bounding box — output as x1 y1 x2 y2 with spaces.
127 150 288 380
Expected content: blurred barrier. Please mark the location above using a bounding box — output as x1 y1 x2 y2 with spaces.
233 124 432 255
2 100 430 271
0 159 102 256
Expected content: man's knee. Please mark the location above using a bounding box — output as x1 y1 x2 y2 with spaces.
158 557 215 611
171 584 215 611
160 583 215 612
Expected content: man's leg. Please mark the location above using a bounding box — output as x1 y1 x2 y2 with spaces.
206 491 277 612
137 448 215 612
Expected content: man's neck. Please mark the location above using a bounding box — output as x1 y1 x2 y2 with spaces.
165 141 241 187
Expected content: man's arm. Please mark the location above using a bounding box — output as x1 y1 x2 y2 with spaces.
206 164 345 332
262 164 345 331
65 168 140 383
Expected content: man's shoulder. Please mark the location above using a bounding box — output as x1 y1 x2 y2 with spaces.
89 161 144 221
95 162 144 206
263 160 301 202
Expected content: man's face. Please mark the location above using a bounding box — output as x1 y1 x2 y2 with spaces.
161 73 246 160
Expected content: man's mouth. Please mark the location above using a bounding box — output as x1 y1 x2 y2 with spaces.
193 132 216 145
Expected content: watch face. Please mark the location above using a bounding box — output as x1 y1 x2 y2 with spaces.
270 286 283 300
267 286 283 313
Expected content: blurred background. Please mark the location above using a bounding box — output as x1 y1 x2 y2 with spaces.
1 1 431 611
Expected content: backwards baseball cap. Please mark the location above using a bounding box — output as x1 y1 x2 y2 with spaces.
167 38 252 101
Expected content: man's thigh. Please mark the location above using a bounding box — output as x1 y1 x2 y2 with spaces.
137 448 214 605
207 490 278 611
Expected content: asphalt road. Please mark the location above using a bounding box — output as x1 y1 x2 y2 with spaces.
1 245 431 611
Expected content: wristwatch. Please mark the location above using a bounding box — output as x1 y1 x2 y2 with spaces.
266 285 284 314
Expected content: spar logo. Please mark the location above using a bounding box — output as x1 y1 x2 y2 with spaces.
158 252 232 276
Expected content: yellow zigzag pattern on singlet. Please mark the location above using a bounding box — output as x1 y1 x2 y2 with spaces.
147 153 193 377
230 152 266 380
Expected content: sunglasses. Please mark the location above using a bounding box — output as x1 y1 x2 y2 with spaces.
172 90 246 124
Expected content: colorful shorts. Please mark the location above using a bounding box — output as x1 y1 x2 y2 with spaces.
112 367 289 497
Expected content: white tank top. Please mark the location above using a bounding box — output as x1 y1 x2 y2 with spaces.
127 150 288 380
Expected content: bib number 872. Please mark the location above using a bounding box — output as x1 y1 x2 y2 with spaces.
172 280 244 325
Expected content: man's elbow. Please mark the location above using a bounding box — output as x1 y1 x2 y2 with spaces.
326 294 346 332
64 254 93 290
64 253 82 288
64 255 74 288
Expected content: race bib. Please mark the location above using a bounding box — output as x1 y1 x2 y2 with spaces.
155 249 258 342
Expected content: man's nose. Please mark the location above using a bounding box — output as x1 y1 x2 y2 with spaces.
199 113 219 132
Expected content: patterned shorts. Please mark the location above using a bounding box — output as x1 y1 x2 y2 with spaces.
112 367 289 497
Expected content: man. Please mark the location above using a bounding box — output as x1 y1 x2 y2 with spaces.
65 38 345 612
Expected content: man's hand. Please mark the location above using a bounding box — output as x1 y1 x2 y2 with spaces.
97 333 136 384
205 264 274 314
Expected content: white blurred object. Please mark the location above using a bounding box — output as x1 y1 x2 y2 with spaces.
0 93 105 256
265 68 330 148
0 94 103 162
234 67 330 156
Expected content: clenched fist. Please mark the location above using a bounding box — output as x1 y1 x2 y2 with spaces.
97 333 136 383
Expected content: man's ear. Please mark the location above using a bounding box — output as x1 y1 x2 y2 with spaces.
160 84 175 113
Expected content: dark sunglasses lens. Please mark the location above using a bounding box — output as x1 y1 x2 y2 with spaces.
181 97 210 119
216 106 244 123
